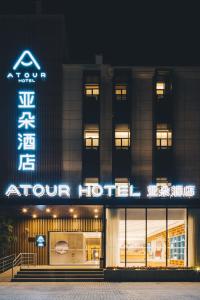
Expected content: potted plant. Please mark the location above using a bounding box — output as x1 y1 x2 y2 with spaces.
0 216 17 257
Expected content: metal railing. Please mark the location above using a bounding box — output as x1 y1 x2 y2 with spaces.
12 253 37 278
0 254 16 274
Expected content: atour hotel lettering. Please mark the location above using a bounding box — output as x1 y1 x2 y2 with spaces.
4 183 195 198
5 184 140 198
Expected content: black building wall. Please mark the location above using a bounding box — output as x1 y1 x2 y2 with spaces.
0 15 65 191
174 69 200 189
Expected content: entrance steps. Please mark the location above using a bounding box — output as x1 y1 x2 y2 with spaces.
12 268 104 282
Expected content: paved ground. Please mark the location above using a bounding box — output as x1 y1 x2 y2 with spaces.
0 282 200 300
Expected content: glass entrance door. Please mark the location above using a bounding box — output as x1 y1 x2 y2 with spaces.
49 232 101 265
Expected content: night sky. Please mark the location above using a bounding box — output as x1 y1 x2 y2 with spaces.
1 0 200 66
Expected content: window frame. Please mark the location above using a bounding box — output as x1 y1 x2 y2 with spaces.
114 84 128 101
115 128 131 149
84 84 100 99
156 125 172 149
84 127 100 149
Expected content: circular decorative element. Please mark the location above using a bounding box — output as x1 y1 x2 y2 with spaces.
55 240 69 255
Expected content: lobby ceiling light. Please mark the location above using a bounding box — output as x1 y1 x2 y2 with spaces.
53 214 57 218
46 208 51 213
32 214 37 219
73 214 77 219
69 208 74 213
94 209 98 213
22 208 28 213
94 215 98 219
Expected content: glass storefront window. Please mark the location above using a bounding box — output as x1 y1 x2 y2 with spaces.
167 208 187 267
147 209 166 267
106 208 187 268
126 209 146 267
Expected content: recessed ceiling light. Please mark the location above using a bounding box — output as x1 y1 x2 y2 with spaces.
94 209 98 213
69 208 74 213
32 214 37 219
46 208 51 213
95 215 98 218
53 214 57 218
22 208 28 213
73 214 77 219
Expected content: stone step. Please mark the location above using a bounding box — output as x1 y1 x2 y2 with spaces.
12 277 104 282
19 270 104 274
15 273 104 278
20 268 103 272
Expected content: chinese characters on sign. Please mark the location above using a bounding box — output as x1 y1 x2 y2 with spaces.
147 185 195 198
17 91 36 171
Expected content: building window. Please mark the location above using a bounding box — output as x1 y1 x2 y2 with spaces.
115 178 129 197
84 84 99 98
84 125 99 149
115 125 130 149
156 177 171 188
84 178 99 185
114 84 127 101
156 124 172 149
156 81 165 98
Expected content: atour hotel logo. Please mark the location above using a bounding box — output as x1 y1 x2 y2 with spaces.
6 50 47 83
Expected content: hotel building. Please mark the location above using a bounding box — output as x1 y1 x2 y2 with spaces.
0 15 200 271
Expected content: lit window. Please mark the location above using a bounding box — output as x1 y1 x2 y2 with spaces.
115 125 130 149
115 178 129 196
156 82 165 98
84 178 99 195
84 125 99 149
156 177 171 188
156 124 172 149
115 85 127 101
84 178 99 185
84 84 99 98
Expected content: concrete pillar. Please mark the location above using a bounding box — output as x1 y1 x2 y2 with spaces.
188 208 200 267
106 209 120 267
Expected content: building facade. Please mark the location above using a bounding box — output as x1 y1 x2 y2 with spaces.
0 15 200 269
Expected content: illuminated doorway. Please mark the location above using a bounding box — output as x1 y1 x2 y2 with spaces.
49 232 102 266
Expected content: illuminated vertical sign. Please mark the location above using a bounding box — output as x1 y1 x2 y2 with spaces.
17 91 36 170
6 50 47 172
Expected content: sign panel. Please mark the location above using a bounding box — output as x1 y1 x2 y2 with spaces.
36 235 46 247
6 50 47 172
4 183 196 198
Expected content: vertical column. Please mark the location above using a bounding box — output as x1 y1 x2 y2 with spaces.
106 208 120 267
100 66 113 183
131 69 154 194
188 208 200 266
62 66 82 196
